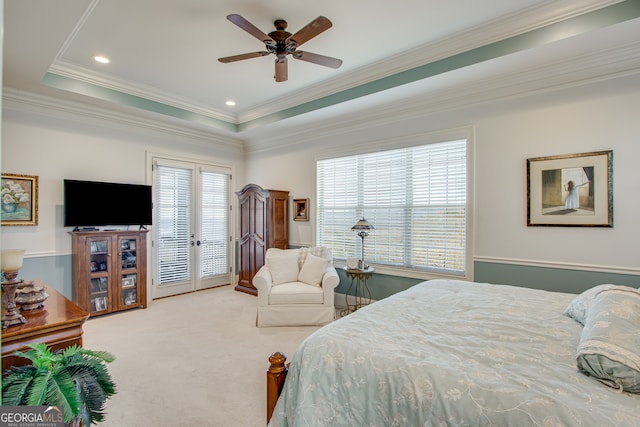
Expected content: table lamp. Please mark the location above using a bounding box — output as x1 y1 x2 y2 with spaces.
351 218 375 269
2 249 28 328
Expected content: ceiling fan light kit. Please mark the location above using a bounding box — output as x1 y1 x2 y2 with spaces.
218 14 342 82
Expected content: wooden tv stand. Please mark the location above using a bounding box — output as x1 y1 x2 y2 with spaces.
2 280 90 371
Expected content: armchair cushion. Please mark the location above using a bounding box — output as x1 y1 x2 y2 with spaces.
269 282 325 305
298 253 330 287
265 249 300 285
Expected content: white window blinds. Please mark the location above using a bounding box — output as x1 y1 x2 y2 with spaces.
155 164 192 285
317 139 467 275
199 170 229 278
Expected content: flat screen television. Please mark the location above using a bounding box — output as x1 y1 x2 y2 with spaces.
64 179 152 229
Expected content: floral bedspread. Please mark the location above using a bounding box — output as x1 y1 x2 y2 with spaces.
270 279 640 427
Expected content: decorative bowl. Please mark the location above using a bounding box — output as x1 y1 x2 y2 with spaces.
15 281 49 311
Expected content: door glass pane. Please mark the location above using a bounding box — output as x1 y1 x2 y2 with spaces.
155 165 192 286
121 239 137 269
200 170 229 278
89 239 109 312
121 273 137 306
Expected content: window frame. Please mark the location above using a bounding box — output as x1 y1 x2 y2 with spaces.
315 129 474 281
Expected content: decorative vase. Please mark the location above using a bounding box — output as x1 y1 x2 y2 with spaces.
2 202 17 213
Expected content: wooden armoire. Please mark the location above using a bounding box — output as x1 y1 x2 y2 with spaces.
236 184 289 295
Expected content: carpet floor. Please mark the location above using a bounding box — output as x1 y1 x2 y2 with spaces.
82 284 321 427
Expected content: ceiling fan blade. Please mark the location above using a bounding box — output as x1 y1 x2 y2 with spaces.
286 16 332 47
275 58 288 82
292 51 342 69
218 51 270 63
227 14 275 45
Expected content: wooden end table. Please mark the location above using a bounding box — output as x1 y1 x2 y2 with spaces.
2 280 90 371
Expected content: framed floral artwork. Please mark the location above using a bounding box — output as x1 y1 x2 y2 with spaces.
1 173 39 226
526 151 612 227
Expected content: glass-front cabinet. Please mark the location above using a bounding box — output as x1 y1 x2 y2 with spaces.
71 230 148 316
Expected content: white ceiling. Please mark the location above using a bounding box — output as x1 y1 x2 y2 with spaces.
4 0 640 145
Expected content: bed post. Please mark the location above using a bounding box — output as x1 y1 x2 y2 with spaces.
267 351 288 423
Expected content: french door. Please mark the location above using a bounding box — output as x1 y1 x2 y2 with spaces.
152 158 233 299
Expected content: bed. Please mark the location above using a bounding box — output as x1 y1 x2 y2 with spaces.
266 279 640 426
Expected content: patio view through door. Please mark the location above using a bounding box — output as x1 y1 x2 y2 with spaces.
152 158 233 299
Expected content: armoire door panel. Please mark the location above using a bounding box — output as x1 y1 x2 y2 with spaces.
238 195 251 240
253 192 267 243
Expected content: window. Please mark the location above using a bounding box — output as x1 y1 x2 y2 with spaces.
317 139 468 276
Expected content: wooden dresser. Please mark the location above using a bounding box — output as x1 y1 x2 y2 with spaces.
2 280 90 371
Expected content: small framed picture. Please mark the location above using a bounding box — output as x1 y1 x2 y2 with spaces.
94 297 106 311
527 150 613 227
122 277 135 288
293 198 309 221
1 173 39 226
124 289 137 305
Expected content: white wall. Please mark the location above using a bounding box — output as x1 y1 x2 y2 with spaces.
1 95 245 257
246 75 640 275
245 145 317 246
3 74 639 281
474 82 640 272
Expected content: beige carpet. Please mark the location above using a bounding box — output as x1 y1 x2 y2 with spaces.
82 285 321 427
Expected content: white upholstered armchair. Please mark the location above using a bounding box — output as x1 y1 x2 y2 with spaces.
254 247 339 327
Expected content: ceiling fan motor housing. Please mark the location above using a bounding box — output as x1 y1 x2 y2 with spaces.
268 20 296 57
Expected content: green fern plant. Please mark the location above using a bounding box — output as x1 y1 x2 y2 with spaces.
2 343 116 426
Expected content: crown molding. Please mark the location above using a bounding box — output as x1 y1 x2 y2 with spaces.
47 60 237 124
48 0 237 125
236 0 622 123
42 0 623 127
244 37 640 153
2 88 244 153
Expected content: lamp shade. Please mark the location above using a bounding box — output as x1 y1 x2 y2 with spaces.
1 249 26 272
351 218 375 231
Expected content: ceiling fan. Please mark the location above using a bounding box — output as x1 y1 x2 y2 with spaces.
218 14 343 82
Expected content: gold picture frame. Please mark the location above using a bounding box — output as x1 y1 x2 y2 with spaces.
1 173 39 226
527 150 613 227
293 198 309 221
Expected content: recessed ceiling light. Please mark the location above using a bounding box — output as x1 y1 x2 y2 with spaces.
94 55 110 64
225 100 236 106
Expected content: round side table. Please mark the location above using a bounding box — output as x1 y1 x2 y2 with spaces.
340 266 374 316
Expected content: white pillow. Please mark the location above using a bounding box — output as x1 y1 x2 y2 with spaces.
266 250 300 285
564 284 640 325
298 252 330 287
